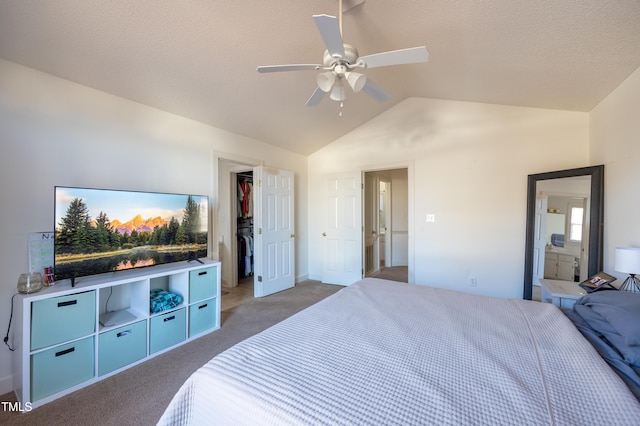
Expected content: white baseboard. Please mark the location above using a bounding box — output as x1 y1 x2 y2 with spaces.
308 273 323 282
0 373 13 396
295 274 309 284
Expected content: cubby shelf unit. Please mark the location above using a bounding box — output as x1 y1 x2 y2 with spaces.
12 260 220 410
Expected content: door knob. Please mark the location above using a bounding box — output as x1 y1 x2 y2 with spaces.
322 232 327 237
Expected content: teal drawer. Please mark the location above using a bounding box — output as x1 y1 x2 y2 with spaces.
189 298 217 337
149 308 186 354
31 291 96 350
31 336 94 401
98 320 147 376
189 267 217 302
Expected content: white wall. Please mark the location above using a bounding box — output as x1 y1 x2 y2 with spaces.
590 65 640 269
308 97 589 298
0 59 308 394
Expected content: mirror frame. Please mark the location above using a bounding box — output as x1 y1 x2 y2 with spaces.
523 165 604 300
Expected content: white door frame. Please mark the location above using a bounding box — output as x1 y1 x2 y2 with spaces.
361 164 413 282
322 163 414 285
215 154 262 290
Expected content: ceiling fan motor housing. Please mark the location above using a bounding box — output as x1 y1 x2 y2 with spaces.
324 44 359 69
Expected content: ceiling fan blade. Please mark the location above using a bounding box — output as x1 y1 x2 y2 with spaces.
306 87 327 106
312 15 345 58
359 46 429 68
257 64 321 73
361 79 390 102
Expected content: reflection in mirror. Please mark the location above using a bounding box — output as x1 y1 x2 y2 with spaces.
567 202 585 244
537 181 589 283
523 165 604 300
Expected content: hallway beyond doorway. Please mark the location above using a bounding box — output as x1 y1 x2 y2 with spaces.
369 266 408 283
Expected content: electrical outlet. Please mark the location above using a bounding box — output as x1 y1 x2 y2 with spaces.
469 276 478 287
426 214 436 223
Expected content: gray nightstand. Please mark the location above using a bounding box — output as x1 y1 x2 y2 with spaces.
539 279 587 309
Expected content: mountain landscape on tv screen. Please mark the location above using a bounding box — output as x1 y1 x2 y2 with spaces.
54 187 208 280
109 214 169 235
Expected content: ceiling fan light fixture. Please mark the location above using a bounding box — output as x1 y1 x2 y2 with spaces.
257 4 429 107
317 72 336 92
330 79 346 101
345 71 367 92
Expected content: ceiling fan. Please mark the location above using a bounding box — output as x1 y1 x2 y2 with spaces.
256 0 429 107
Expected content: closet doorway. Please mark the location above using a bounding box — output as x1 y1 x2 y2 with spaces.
235 170 255 295
363 168 408 281
217 158 259 308
217 158 295 300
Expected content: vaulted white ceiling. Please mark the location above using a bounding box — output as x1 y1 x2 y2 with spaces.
1 0 639 155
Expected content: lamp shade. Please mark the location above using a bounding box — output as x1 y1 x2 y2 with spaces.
330 80 346 101
317 72 336 93
614 247 640 274
345 71 367 92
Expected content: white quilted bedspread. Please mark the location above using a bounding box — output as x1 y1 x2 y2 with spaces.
158 278 640 425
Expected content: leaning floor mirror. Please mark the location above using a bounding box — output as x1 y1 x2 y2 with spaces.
523 165 604 300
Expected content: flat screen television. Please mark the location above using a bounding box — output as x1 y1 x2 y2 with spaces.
54 186 208 281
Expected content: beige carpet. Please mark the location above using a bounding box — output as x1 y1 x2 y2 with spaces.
0 280 342 426
368 266 408 282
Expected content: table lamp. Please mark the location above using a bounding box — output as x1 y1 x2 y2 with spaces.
614 247 640 292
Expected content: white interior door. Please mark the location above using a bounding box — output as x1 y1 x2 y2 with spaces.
253 166 295 297
533 195 548 285
322 172 363 286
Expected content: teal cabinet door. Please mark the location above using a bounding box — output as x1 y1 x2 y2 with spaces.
149 308 186 354
189 298 217 337
31 336 95 401
98 320 147 376
189 267 217 302
31 291 96 350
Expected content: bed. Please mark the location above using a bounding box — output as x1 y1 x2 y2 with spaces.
158 278 640 425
